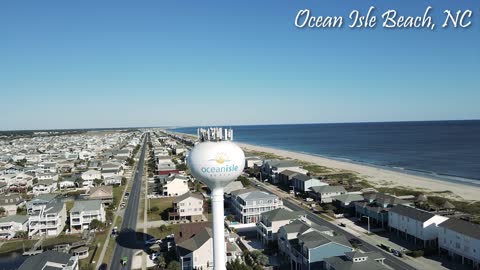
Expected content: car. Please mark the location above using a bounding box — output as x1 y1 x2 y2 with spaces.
349 238 363 247
145 238 161 245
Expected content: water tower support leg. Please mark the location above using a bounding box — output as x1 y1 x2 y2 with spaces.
211 188 226 270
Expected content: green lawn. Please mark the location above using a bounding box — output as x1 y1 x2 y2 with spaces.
0 239 35 253
147 224 180 239
43 233 83 247
147 197 175 221
112 185 125 207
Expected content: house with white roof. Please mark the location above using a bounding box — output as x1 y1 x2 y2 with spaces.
81 169 101 181
389 204 448 247
160 174 190 197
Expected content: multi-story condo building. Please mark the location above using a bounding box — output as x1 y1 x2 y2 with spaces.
0 215 28 239
256 208 305 247
388 204 448 248
438 218 480 268
70 200 106 233
230 188 283 224
169 192 205 222
28 201 66 238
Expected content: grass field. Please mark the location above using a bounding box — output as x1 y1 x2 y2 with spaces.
147 197 175 221
147 224 180 239
0 239 35 253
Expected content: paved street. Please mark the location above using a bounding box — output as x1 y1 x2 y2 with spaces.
110 133 149 270
254 182 418 270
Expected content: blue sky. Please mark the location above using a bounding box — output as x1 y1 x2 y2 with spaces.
1 0 479 130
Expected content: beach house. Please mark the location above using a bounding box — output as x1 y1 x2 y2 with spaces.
388 204 448 247
277 219 353 270
32 179 58 195
70 200 106 233
438 218 480 268
307 185 347 203
0 193 25 216
230 188 283 224
169 192 205 222
354 193 409 229
256 208 306 246
260 159 307 184
28 200 66 237
291 173 328 194
160 174 189 197
176 227 215 270
0 215 28 239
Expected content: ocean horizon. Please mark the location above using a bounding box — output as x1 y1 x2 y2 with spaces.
172 120 480 185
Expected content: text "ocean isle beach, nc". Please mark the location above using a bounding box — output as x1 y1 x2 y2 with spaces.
295 6 473 30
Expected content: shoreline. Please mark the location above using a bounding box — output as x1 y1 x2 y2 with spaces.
236 142 480 201
168 130 480 201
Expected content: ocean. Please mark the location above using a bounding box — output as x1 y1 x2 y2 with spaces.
172 120 480 185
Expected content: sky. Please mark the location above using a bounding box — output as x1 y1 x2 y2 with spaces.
0 0 479 130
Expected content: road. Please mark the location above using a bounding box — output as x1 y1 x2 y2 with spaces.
110 133 148 270
254 183 417 270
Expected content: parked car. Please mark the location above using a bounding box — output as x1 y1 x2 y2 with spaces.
349 238 363 247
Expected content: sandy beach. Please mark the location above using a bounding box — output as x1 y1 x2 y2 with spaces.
237 142 480 201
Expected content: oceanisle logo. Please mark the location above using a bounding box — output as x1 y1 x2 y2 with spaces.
201 152 239 174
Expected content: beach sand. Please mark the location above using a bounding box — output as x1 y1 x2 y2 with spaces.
237 142 480 201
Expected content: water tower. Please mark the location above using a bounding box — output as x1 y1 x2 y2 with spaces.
187 128 244 270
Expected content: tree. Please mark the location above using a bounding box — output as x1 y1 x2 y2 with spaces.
154 256 166 269
14 230 27 239
250 250 268 266
227 258 252 270
94 178 103 186
167 261 180 270
89 219 104 231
